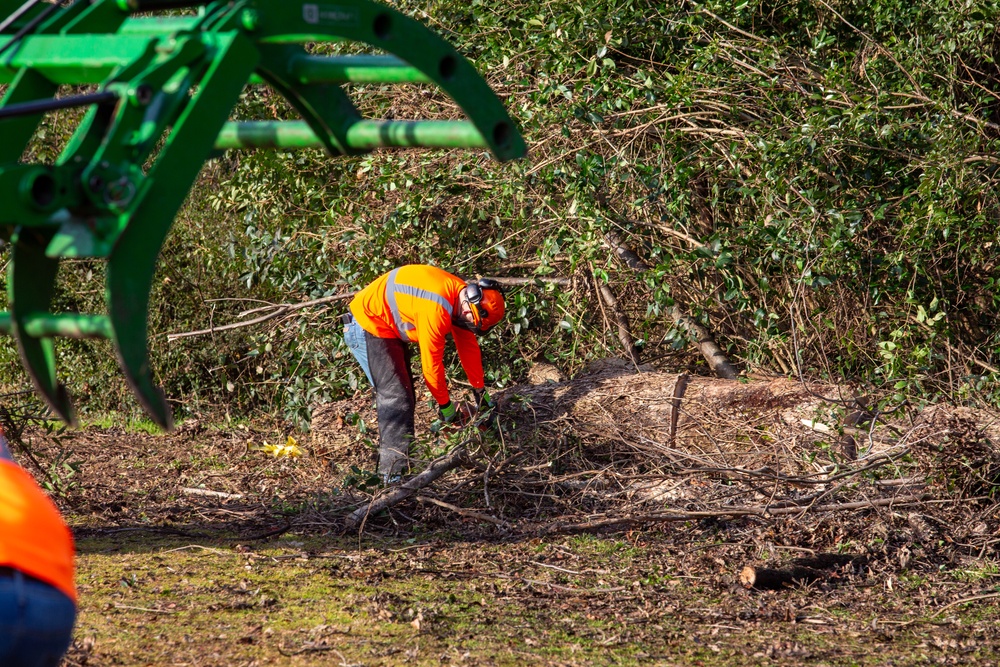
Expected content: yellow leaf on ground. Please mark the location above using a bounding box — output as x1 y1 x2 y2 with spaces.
258 435 303 458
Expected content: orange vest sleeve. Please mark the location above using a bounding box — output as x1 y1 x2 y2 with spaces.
453 327 485 390
416 307 452 405
0 460 77 603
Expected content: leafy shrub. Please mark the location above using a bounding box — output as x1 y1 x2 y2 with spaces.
2 0 1000 426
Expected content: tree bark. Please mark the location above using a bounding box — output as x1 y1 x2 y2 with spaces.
667 306 739 379
589 266 641 367
605 229 650 272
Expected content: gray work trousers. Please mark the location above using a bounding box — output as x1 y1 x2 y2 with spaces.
344 320 416 478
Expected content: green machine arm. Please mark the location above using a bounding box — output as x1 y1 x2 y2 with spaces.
0 0 526 429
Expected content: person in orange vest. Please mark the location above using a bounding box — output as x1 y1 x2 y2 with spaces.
0 427 77 666
342 265 505 481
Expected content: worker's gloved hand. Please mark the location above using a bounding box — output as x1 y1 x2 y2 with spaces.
472 388 498 430
472 388 495 412
439 401 458 423
439 401 472 426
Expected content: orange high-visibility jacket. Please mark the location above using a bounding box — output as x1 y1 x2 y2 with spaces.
0 458 77 603
350 265 485 405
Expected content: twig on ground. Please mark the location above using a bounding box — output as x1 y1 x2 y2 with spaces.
529 494 930 535
181 487 244 499
243 521 293 541
416 495 509 527
934 592 1000 616
159 544 231 555
113 604 178 615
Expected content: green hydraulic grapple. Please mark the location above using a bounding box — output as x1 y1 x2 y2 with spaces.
0 0 526 429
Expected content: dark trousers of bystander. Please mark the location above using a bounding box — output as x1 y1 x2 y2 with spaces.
0 569 76 667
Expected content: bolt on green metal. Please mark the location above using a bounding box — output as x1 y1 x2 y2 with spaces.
240 9 258 30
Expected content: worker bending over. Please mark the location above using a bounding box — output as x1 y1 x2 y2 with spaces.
0 428 77 666
343 264 505 481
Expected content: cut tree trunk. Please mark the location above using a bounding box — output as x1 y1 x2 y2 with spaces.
740 553 865 590
739 564 826 589
501 371 864 474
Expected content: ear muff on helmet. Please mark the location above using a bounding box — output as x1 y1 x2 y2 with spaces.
463 278 502 304
464 279 505 334
475 288 505 332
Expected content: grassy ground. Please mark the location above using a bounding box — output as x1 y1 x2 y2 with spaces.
70 531 1000 666
14 418 996 666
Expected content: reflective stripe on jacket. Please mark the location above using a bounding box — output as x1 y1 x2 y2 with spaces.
349 265 485 404
0 458 77 603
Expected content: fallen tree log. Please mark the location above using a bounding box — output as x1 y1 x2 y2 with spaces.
740 553 865 590
739 564 826 590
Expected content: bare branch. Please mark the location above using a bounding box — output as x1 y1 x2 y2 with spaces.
166 292 357 342
589 264 641 368
417 495 509 527
345 444 470 531
668 306 739 379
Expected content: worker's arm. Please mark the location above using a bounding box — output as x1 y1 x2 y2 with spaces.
416 310 452 406
453 327 485 390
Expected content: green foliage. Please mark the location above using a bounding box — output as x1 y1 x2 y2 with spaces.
341 465 381 492
3 0 1000 425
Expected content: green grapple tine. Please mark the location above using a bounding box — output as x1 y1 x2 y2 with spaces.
107 32 259 431
0 68 57 163
251 0 526 161
9 233 77 425
106 271 172 429
256 43 361 156
105 283 174 429
0 0 525 428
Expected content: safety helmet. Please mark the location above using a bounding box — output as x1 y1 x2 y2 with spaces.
464 279 506 334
